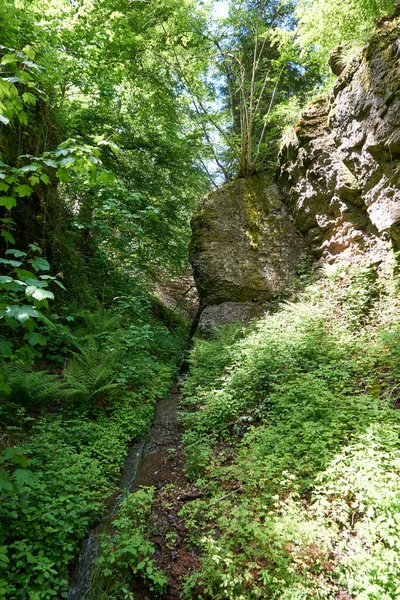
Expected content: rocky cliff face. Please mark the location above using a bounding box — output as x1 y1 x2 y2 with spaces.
278 18 400 265
189 172 306 335
191 17 400 334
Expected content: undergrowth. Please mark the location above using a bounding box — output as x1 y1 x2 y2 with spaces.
90 487 168 599
180 262 400 600
0 291 188 599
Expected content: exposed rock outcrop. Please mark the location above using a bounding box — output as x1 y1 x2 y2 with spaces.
189 172 306 333
278 17 400 265
190 16 400 334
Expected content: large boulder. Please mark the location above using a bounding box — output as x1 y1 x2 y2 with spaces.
189 171 306 333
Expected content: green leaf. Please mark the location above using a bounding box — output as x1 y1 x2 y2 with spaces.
4 304 39 322
56 168 70 183
15 184 33 198
0 258 22 267
43 159 57 168
1 54 18 65
0 341 12 357
22 92 37 106
25 286 54 302
59 156 75 167
0 196 17 210
29 175 40 186
15 268 37 280
23 331 47 346
28 257 50 272
0 470 13 492
13 469 35 487
40 174 50 184
17 111 29 126
28 243 42 253
18 164 38 173
6 249 26 258
1 230 15 244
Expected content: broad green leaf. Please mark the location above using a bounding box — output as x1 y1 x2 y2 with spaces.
24 331 47 346
28 257 50 272
60 156 75 167
33 287 54 301
17 164 38 173
17 111 29 126
1 230 15 244
0 341 12 357
0 470 13 492
1 54 17 65
54 148 70 157
0 196 17 210
22 92 37 105
0 258 22 267
43 159 57 168
4 304 39 322
29 175 40 186
15 268 38 280
56 168 70 183
13 469 35 487
6 249 26 258
22 45 35 59
28 243 42 253
25 286 54 302
15 184 32 198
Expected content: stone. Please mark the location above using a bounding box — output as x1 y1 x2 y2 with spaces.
329 45 350 76
278 16 400 265
190 171 306 308
197 302 267 337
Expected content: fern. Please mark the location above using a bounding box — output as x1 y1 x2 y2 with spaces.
72 309 121 346
0 363 66 408
63 344 123 405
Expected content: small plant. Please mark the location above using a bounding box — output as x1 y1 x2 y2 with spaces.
91 487 168 599
63 343 123 407
0 362 66 409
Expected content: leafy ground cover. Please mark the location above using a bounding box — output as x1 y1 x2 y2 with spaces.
179 261 400 600
0 295 188 599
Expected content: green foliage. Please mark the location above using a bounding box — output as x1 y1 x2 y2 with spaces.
0 244 63 362
0 362 65 409
0 390 159 599
0 291 187 598
63 344 123 408
296 0 397 72
180 265 400 599
91 487 168 599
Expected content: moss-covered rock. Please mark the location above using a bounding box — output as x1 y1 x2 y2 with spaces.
189 171 305 311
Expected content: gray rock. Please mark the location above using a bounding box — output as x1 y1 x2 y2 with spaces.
278 18 400 265
197 302 267 337
190 171 306 307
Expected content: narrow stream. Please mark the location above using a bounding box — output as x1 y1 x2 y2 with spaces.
68 381 182 600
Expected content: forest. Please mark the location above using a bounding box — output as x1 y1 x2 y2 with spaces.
1 0 400 598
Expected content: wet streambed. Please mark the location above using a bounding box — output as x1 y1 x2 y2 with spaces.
68 382 182 599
